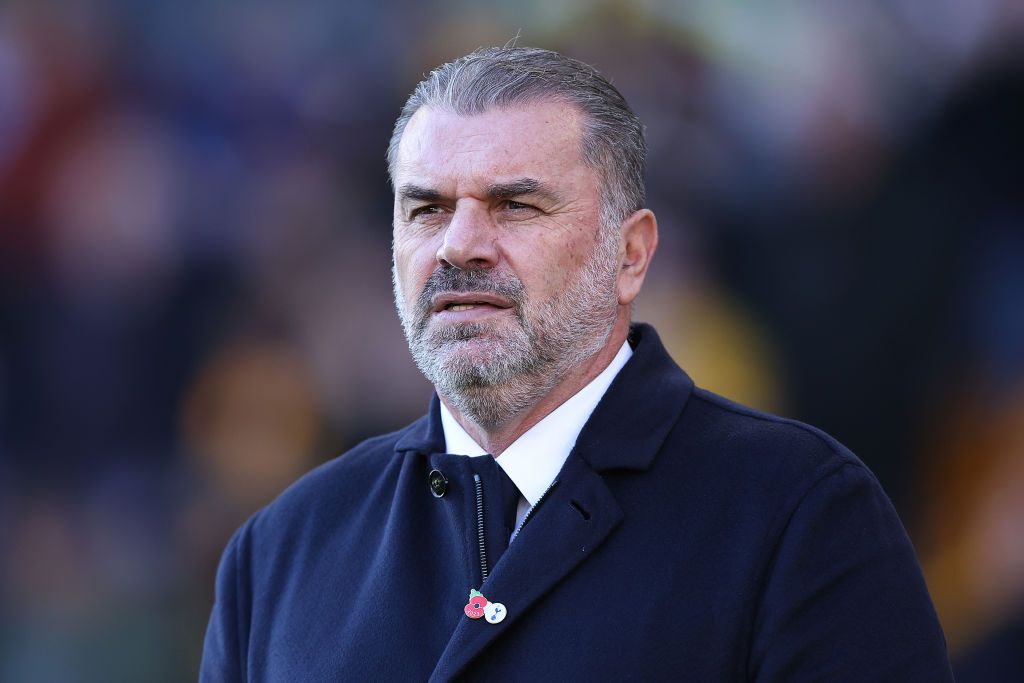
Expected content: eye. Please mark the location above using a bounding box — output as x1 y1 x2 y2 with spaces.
499 199 543 218
409 205 446 219
498 199 542 220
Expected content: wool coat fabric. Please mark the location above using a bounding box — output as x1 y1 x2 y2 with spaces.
201 324 953 681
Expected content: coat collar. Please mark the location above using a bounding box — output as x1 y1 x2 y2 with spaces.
393 394 446 455
573 323 694 473
394 322 694 475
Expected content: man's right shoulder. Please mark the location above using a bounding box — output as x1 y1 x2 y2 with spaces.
241 414 429 541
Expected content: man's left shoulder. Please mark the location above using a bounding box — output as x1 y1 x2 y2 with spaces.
668 385 873 503
689 386 855 460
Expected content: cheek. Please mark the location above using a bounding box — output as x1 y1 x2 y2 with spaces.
393 241 435 299
539 228 597 286
511 245 585 301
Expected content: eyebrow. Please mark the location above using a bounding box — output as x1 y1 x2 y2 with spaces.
396 178 562 206
397 184 442 203
485 178 561 204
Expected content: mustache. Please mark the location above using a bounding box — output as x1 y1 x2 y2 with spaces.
413 268 527 323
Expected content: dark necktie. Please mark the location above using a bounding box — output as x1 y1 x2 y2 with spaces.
495 463 521 542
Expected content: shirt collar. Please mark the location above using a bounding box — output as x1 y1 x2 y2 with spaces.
440 340 633 505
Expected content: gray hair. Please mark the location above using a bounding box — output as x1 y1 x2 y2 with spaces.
386 46 647 229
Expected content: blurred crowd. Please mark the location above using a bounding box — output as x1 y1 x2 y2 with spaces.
0 0 1021 680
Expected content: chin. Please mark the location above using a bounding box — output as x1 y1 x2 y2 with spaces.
427 315 515 341
435 337 510 371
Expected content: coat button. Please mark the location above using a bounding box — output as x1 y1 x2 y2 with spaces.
428 469 448 497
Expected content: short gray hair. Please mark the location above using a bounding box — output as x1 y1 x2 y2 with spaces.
386 46 647 229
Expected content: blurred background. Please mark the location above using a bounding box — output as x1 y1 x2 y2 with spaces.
0 0 1021 680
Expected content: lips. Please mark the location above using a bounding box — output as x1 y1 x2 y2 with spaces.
447 303 489 311
430 292 514 314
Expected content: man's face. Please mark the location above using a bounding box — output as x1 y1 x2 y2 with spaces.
391 100 622 426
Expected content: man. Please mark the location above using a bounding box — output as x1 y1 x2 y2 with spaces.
201 47 953 681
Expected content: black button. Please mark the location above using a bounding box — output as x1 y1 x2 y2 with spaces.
428 469 448 497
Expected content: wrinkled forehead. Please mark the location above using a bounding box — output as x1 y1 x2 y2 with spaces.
391 101 591 192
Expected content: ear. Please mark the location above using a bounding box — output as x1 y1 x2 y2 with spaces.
617 208 658 306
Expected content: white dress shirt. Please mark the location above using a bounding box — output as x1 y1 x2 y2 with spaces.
441 340 633 538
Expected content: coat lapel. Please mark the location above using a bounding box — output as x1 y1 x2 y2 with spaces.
429 454 623 681
426 324 695 680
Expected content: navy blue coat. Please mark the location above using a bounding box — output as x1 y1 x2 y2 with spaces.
201 324 952 681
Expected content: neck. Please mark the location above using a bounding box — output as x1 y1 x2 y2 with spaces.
439 316 630 455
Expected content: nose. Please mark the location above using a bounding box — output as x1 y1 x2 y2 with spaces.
436 202 499 270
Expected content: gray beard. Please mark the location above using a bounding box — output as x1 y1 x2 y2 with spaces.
393 231 621 430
